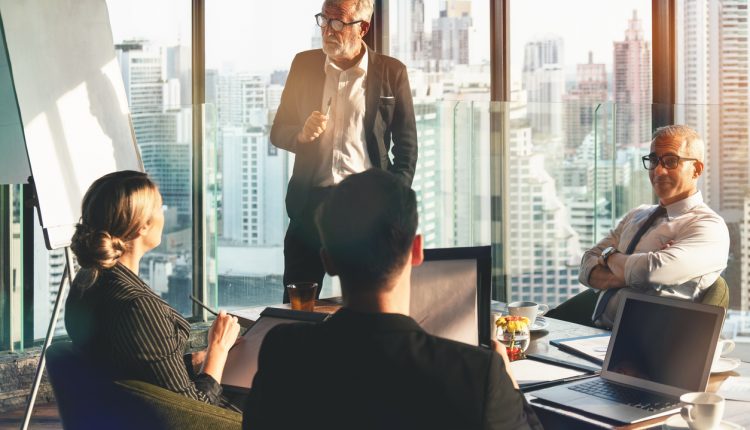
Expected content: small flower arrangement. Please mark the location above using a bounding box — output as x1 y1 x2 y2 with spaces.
496 315 531 361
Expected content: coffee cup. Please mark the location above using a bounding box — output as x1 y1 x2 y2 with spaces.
507 301 549 326
680 392 725 430
712 339 735 368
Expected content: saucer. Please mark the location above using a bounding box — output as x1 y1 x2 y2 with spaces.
530 317 549 332
711 357 741 374
663 414 744 429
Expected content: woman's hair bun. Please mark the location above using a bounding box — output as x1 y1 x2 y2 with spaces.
70 223 126 270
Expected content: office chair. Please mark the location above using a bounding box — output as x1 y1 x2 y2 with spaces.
45 341 241 430
700 275 729 310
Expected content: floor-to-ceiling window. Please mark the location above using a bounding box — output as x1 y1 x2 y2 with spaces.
507 0 653 306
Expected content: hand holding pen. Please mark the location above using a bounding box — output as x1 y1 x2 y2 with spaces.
297 97 331 144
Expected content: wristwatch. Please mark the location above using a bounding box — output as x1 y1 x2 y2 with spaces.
601 246 618 266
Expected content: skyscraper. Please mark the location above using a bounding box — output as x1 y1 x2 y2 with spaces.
563 52 609 156
522 37 565 136
679 0 749 311
613 10 652 149
431 1 472 71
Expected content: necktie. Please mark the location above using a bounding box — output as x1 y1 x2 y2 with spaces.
592 205 667 322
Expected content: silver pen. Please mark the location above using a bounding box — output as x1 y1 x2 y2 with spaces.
324 97 332 116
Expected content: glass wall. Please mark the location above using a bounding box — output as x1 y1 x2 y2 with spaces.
507 1 653 306
205 0 320 309
675 0 749 317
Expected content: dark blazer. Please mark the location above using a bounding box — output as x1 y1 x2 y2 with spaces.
244 308 542 430
271 48 418 220
64 263 223 405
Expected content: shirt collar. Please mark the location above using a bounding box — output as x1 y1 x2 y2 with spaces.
664 190 704 218
324 42 368 76
327 307 424 333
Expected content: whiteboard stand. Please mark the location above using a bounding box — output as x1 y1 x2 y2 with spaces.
21 247 75 430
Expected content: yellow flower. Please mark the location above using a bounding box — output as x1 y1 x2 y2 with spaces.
496 315 530 333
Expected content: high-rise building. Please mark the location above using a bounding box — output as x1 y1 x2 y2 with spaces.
115 41 192 223
563 52 609 156
522 37 565 136
431 1 472 71
221 126 287 246
392 0 427 68
613 10 652 149
679 0 749 311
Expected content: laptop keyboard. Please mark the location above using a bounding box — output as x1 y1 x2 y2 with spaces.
569 379 679 411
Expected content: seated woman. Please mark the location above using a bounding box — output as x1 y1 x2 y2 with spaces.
65 170 240 408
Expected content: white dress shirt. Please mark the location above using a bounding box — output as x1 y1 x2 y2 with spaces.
313 45 372 187
579 191 730 328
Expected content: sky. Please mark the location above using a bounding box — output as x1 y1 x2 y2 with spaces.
106 0 651 77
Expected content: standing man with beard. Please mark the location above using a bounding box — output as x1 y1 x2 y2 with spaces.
271 0 418 301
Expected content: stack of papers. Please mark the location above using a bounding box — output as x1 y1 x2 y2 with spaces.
717 376 750 402
550 333 610 365
509 359 586 387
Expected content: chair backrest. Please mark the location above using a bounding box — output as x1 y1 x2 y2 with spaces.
701 275 729 310
45 341 133 429
45 341 241 430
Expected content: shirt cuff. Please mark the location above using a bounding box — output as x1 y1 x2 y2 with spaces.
623 253 650 289
194 372 223 405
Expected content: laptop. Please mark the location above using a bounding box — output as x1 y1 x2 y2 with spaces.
532 290 725 424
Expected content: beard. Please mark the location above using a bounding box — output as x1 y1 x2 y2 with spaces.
322 32 361 61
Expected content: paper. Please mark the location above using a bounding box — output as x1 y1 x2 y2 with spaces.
717 376 750 402
553 334 610 364
509 359 586 386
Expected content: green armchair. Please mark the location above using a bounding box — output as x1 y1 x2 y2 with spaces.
45 341 241 430
701 275 729 310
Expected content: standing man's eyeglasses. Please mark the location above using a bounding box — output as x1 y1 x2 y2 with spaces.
315 13 363 32
641 154 699 170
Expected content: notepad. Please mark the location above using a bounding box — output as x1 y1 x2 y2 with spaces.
510 359 587 388
717 376 750 402
549 333 611 365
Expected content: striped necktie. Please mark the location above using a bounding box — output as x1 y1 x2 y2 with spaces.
591 205 667 322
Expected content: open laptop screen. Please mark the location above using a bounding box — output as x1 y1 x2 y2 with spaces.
605 294 723 393
409 246 491 347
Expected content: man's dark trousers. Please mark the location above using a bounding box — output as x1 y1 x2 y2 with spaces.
282 187 332 303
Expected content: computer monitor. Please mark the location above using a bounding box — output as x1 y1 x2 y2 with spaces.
409 246 492 347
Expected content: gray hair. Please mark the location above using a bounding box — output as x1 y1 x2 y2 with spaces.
652 124 705 162
322 0 374 22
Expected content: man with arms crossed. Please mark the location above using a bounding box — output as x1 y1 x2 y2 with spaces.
272 0 418 301
548 125 730 328
244 170 541 429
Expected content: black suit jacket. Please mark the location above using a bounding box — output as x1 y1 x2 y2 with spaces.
243 309 542 430
271 48 418 220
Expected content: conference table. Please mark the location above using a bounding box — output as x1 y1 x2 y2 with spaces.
232 299 750 429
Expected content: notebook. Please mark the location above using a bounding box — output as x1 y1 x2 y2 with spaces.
532 291 725 424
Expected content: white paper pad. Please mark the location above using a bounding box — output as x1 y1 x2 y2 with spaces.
509 359 587 386
717 376 750 402
554 334 610 363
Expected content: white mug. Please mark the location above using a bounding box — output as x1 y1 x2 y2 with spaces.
712 339 736 368
680 392 725 430
507 301 549 326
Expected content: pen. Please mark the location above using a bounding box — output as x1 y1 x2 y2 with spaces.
189 295 218 316
324 97 332 116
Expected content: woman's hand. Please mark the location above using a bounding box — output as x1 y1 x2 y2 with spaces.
201 310 241 383
208 310 241 353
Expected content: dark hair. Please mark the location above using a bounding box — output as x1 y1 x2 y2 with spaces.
70 170 159 288
316 169 418 291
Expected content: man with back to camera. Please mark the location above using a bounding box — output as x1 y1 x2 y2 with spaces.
243 170 542 429
271 0 418 302
547 125 730 328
